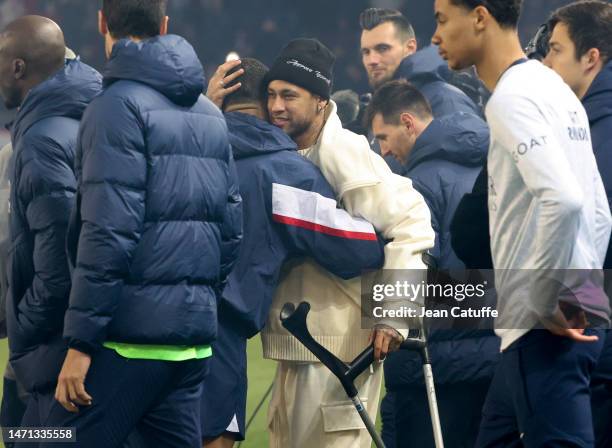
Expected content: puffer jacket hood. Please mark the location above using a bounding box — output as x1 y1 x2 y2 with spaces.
406 112 489 173
104 34 204 107
12 58 102 142
225 111 297 160
396 45 450 85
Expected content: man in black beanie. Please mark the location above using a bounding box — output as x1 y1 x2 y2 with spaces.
257 38 435 448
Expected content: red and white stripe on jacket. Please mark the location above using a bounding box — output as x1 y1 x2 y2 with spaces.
272 183 377 241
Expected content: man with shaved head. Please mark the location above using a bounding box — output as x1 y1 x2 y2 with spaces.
0 14 102 435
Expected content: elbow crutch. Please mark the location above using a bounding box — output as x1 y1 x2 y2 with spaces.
280 301 445 448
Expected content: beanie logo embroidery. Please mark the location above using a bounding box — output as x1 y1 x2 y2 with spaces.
286 59 331 85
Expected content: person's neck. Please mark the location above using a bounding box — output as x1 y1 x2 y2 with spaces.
224 103 265 120
295 112 326 150
18 73 55 107
577 66 603 100
106 34 150 58
475 29 526 92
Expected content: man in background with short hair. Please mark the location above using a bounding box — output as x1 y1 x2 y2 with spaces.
359 7 481 118
0 14 101 434
367 79 499 448
544 2 612 446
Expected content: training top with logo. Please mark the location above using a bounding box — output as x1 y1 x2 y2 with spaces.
485 60 612 350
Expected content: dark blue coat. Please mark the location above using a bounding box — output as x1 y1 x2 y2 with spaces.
395 46 481 118
583 61 612 269
7 59 102 392
64 35 242 354
583 62 612 383
221 112 385 338
384 113 500 388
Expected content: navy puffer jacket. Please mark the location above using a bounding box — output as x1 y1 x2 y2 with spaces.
64 35 242 353
385 113 500 388
7 59 102 392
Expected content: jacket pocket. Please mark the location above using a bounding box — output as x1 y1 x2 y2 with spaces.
320 400 368 433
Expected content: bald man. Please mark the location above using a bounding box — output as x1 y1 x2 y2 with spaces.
0 15 102 432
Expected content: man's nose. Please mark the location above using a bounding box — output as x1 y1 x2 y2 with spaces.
431 32 441 46
270 97 285 113
365 53 380 67
379 143 390 156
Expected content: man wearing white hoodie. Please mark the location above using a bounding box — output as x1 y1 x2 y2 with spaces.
257 38 435 448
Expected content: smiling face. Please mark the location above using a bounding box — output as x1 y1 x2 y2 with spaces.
267 80 320 140
431 0 483 71
361 22 415 89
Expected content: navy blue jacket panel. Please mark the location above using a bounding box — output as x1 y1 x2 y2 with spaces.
64 36 242 353
7 59 102 392
221 112 385 337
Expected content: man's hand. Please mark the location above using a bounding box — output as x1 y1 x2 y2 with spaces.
206 59 245 108
55 348 93 413
541 305 599 343
369 324 404 361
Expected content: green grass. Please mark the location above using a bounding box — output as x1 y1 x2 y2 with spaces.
240 337 276 447
0 337 383 448
1 338 7 448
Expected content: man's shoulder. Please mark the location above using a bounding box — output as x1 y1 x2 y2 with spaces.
239 149 334 198
322 115 371 152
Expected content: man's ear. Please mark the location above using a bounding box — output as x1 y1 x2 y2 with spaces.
98 10 108 36
583 48 601 72
404 37 417 56
473 5 488 33
160 16 169 36
316 97 328 114
399 111 415 131
13 59 26 81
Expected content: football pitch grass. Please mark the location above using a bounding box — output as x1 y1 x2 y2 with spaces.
0 337 383 448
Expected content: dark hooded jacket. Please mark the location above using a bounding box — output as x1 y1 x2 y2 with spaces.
222 112 385 337
583 62 612 384
63 35 242 354
583 61 612 269
7 58 102 392
395 45 482 118
385 113 500 388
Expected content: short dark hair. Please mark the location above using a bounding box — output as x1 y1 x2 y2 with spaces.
548 1 612 64
222 58 269 111
365 80 432 129
359 8 415 41
102 0 168 39
449 0 523 29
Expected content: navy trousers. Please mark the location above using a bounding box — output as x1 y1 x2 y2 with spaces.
200 316 247 441
38 348 209 448
476 329 604 448
392 380 489 448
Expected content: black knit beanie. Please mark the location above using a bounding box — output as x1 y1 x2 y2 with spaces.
263 38 336 99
